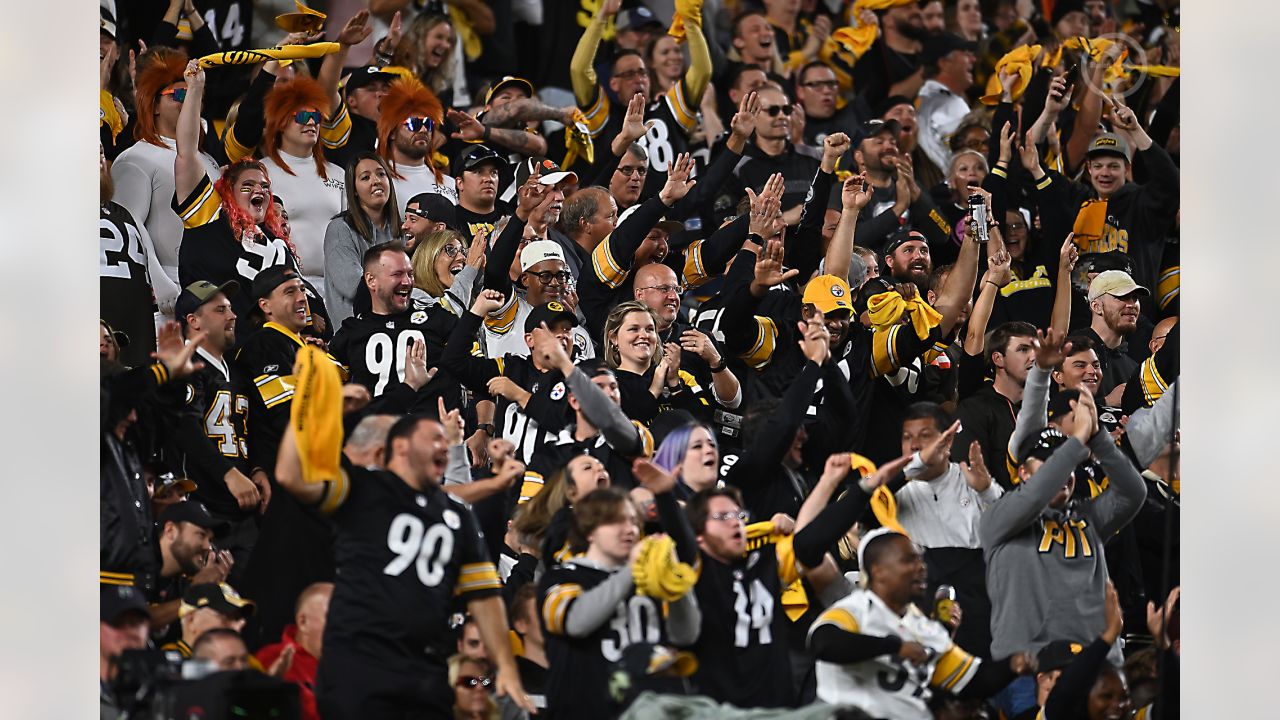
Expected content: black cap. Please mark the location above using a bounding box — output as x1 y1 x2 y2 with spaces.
159 500 228 532
855 276 894 317
405 191 457 229
861 118 902 140
251 266 301 301
1079 251 1133 276
884 228 927 255
921 32 978 65
175 279 240 321
453 144 505 176
524 301 578 334
1051 0 1086 25
1037 639 1086 672
181 583 256 619
343 65 398 94
484 76 535 106
616 6 663 32
101 584 149 624
1017 427 1069 465
1047 389 1080 422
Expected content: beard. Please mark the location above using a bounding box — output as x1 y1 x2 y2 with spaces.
898 20 931 42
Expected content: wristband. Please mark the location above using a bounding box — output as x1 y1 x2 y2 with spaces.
708 358 727 373
482 125 492 143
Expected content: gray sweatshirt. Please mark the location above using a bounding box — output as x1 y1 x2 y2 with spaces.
979 432 1146 658
323 217 395 327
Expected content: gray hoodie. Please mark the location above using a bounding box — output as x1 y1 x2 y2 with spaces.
979 432 1146 658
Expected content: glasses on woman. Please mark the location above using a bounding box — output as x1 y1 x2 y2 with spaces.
293 109 321 125
526 270 571 285
709 510 750 523
455 675 494 690
441 243 464 257
160 87 187 103
616 165 649 178
403 116 435 134
761 104 794 117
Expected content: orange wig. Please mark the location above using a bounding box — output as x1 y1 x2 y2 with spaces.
212 159 300 267
263 76 333 179
377 76 444 181
133 48 189 147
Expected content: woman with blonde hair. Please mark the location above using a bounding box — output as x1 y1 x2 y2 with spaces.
447 654 500 720
392 13 461 105
602 301 700 424
410 228 485 316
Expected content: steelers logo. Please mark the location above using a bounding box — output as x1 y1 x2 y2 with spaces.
411 310 428 324
550 381 566 400
443 509 461 530
547 301 565 312
830 285 846 297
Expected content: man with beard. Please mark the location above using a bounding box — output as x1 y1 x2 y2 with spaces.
330 244 456 407
916 33 978 173
147 500 233 634
852 120 950 253
880 96 944 192
1079 271 1148 404
853 0 930 109
378 75 457 207
809 528 1026 716
401 192 457 251
951 321 1037 479
452 145 508 243
734 86 822 213
883 229 934 295
101 142 171 367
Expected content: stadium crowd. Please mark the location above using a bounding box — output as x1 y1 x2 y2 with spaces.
99 0 1181 717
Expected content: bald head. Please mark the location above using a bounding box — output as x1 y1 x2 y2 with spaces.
294 582 333 659
1149 316 1177 355
344 414 397 469
633 263 681 329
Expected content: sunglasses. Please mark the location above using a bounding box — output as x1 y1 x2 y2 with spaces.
761 104 794 117
160 87 187 103
801 79 839 91
455 675 494 690
709 510 750 523
403 116 435 134
614 68 647 81
293 109 321 125
441 244 464 257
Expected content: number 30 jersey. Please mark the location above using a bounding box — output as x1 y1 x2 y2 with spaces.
809 588 982 719
321 462 501 675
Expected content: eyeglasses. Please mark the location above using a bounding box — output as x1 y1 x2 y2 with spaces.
160 87 187 103
801 79 839 91
293 109 321 125
616 165 649 178
761 104 794 117
526 270 572 285
709 511 749 523
614 68 647 80
455 675 494 689
639 283 684 296
441 243 464 257
403 116 435 134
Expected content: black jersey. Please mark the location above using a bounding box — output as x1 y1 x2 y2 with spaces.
175 175 301 323
691 537 801 708
520 422 654 505
157 350 251 518
454 205 506 245
100 201 158 368
329 299 456 398
580 80 700 197
321 463 501 676
539 559 667 719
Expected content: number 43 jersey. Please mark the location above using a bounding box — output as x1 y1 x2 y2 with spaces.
321 462 500 674
810 588 982 720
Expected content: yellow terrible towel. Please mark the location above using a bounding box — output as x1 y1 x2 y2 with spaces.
291 345 343 484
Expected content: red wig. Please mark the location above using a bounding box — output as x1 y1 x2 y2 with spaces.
133 48 188 147
263 76 333 179
377 76 444 181
213 159 301 268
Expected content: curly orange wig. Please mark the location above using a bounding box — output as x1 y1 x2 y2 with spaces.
213 159 300 267
133 48 188 147
263 76 333 179
377 76 444 181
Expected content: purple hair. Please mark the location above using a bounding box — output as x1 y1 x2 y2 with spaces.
652 422 718 480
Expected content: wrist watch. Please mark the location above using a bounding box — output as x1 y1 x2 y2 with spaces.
476 423 495 436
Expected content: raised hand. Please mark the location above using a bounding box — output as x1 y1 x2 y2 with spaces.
729 91 760 141
864 453 914 490
1146 586 1180 651
530 324 574 375
1045 74 1072 115
337 9 373 46
1033 327 1071 371
632 457 676 495
447 109 485 141
1059 232 1080 272
514 170 547 221
920 420 961 468
437 396 465 445
471 288 506 316
820 453 853 486
658 152 697 205
403 337 437 390
958 440 993 492
752 238 799 291
1017 129 1041 173
842 172 873 212
182 59 205 92
821 132 851 172
618 92 650 145
797 312 830 365
378 11 403 56
997 121 1015 165
466 228 488 270
154 321 205 380
1069 386 1099 444
986 248 1013 287
789 103 807 146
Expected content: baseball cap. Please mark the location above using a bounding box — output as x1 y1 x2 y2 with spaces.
1087 270 1149 302
405 192 458 229
1085 133 1131 162
1046 389 1080 422
885 228 927 255
616 6 663 32
453 144 505 176
861 118 902 140
101 584 149 624
101 6 118 39
485 76 535 106
342 65 398 94
921 32 977 65
175 279 240 321
155 472 199 499
802 275 853 314
1037 639 1086 673
251 266 301 301
159 500 228 532
618 203 683 235
524 301 578 333
520 239 567 273
1017 427 1069 466
515 157 578 188
1079 251 1133 276
180 583 256 619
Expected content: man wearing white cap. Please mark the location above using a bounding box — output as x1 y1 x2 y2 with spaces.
1081 270 1149 403
482 239 595 361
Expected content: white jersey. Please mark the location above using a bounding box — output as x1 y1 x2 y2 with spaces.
482 294 596 362
391 163 458 210
810 588 981 718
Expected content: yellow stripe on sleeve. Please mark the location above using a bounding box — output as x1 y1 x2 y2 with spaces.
100 571 136 586
580 87 611 137
484 298 520 335
740 316 778 369
1139 356 1168 406
590 233 627 288
681 240 709 288
664 82 697 133
931 645 980 692
320 99 352 149
454 562 503 595
871 325 901 377
317 469 351 515
1156 265 1179 311
814 607 859 634
633 421 655 457
174 175 222 228
541 583 583 634
255 374 297 408
223 121 254 163
518 471 544 504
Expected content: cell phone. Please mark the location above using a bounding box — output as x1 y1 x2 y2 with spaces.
967 194 989 244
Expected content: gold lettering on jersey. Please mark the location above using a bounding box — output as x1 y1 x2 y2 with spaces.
1081 223 1130 255
468 222 496 240
1001 265 1052 296
929 208 951 237
1038 519 1093 558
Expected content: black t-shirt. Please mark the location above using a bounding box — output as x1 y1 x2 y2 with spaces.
101 201 158 367
733 142 823 212
454 204 507 245
852 39 920 110
322 463 500 677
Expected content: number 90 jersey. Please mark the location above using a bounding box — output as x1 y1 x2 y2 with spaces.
809 588 982 719
329 300 456 398
321 463 501 674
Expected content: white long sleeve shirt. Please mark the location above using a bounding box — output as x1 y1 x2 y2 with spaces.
262 152 345 295
895 458 1003 549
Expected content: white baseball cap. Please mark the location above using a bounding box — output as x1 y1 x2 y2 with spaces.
520 240 566 273
1087 270 1149 302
